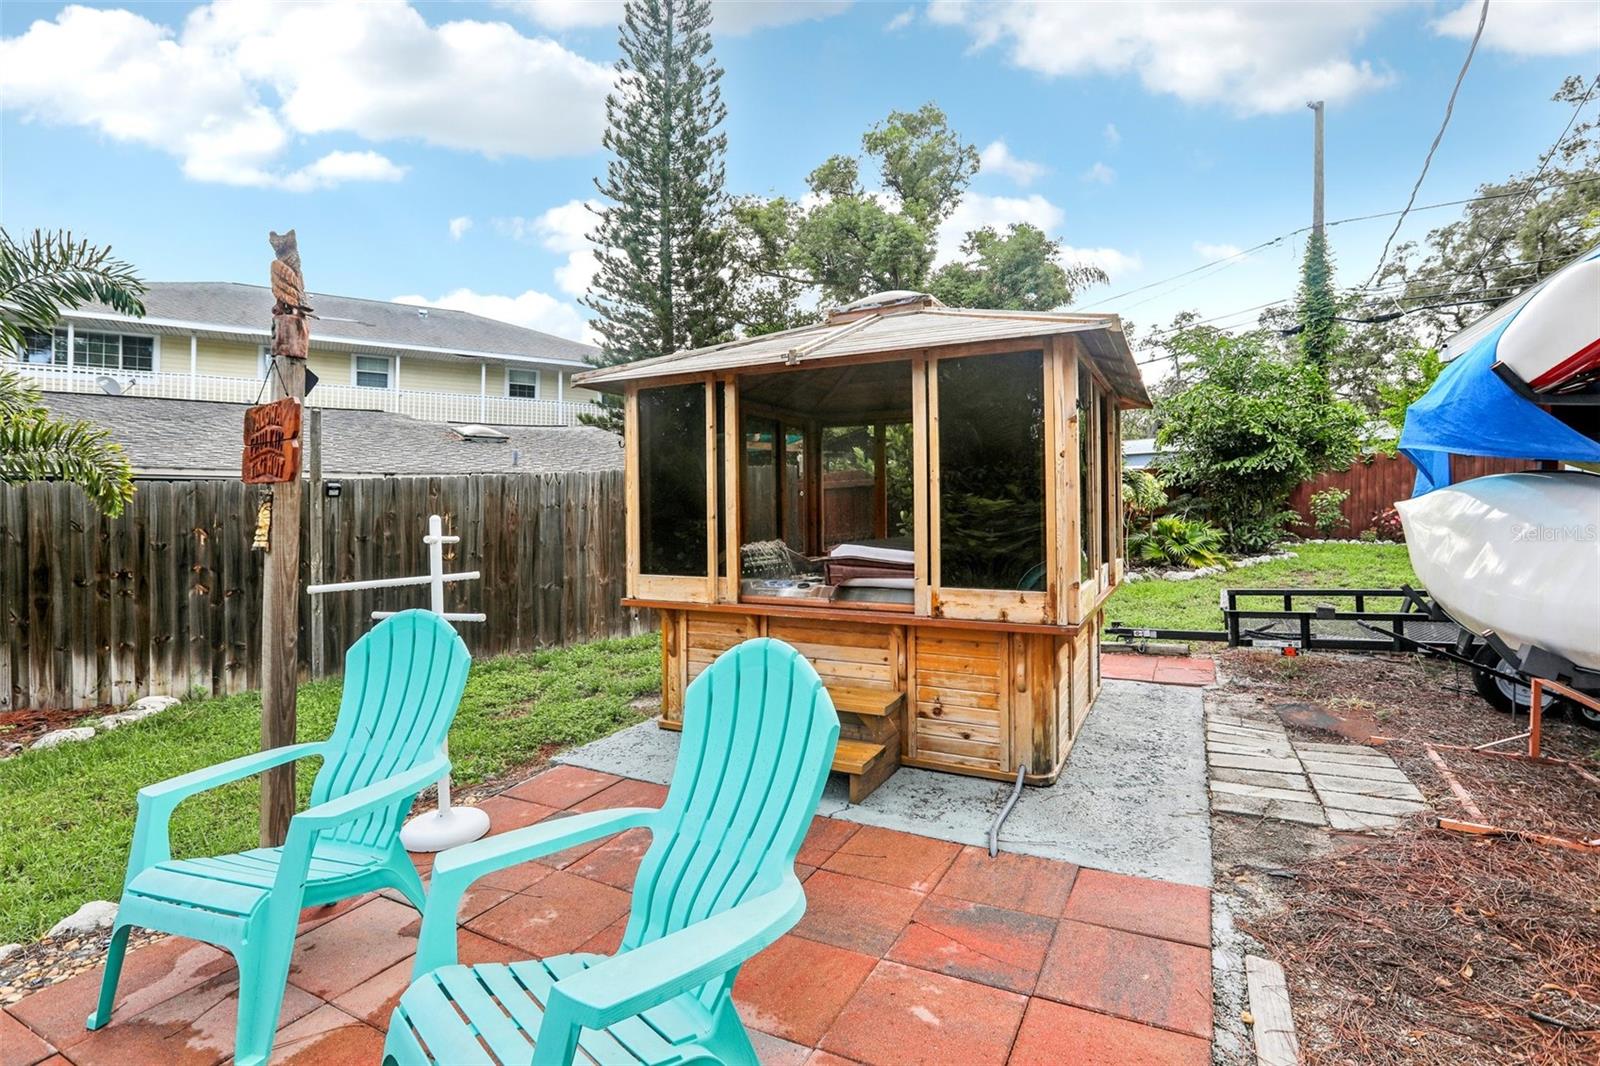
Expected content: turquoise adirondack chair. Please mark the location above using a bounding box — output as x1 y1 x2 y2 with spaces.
384 637 840 1066
89 609 472 1066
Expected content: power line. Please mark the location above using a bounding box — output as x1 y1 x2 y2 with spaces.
1362 0 1490 287
1463 73 1599 284
1089 176 1595 311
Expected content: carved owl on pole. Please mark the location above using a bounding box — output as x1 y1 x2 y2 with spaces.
268 229 310 314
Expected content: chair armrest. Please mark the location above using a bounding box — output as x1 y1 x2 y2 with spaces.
535 876 805 1059
412 807 656 976
124 742 327 878
292 754 450 831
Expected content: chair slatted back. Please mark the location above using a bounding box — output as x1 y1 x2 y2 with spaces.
309 610 472 847
622 639 839 1003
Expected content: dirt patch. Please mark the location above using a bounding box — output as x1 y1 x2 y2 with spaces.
1209 649 1600 1065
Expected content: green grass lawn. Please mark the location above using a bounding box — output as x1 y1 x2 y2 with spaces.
0 634 660 944
1105 542 1420 633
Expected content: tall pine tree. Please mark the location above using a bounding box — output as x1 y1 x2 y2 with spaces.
582 0 733 433
1296 229 1338 368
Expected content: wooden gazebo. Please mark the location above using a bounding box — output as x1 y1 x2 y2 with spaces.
573 292 1150 800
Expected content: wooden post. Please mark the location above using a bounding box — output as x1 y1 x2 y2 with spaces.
306 409 325 679
260 230 311 848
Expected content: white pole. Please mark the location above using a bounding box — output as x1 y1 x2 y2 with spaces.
189 334 198 398
479 363 487 421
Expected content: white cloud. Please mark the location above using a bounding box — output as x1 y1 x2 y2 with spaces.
927 1 1398 114
492 200 601 297
885 7 916 32
1060 245 1142 278
0 1 612 188
393 288 590 342
936 192 1065 263
1081 161 1116 185
279 150 408 192
449 216 474 240
1193 240 1244 260
1103 122 1121 146
1434 0 1600 56
494 0 851 35
979 140 1047 185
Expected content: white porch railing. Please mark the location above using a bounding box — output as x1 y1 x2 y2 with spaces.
18 364 604 428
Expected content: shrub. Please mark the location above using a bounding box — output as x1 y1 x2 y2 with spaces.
1369 507 1405 542
1127 514 1227 569
1122 466 1167 520
1309 488 1350 536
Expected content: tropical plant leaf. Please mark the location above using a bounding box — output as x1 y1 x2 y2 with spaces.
0 227 146 354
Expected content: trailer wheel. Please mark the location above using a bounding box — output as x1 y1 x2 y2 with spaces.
1570 698 1600 730
1470 645 1556 715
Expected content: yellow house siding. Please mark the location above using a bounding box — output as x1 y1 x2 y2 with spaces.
193 339 262 378
398 355 483 395
306 349 352 383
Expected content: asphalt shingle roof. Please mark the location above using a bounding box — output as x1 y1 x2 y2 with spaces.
68 282 597 365
41 393 623 479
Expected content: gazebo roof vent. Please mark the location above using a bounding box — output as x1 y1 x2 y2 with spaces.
826 290 945 324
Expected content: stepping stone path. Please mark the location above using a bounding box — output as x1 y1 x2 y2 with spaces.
1205 697 1427 831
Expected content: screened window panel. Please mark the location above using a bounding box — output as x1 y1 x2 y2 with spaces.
638 384 709 576
355 355 390 389
741 416 780 544
1078 365 1104 580
508 369 539 398
122 336 154 371
936 350 1046 590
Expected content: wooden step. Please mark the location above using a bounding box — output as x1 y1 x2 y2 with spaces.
832 738 886 776
828 686 905 718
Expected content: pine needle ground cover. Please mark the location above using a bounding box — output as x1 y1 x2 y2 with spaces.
1106 542 1419 634
0 635 659 944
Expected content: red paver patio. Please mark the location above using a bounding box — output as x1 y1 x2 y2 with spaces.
2 765 1213 1065
1102 651 1217 687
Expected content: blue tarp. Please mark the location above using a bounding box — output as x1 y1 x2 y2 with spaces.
1399 316 1600 495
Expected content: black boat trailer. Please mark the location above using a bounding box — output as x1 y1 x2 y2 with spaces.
1106 585 1465 654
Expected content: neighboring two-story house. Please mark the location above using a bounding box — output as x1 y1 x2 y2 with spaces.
15 282 605 427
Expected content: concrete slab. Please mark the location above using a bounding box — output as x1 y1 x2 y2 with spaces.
1291 748 1393 766
1312 788 1428 817
1296 759 1409 783
1296 742 1386 754
1306 774 1424 801
1206 722 1286 740
1326 809 1403 832
1209 767 1314 793
1206 740 1296 758
1210 793 1327 827
557 679 1212 887
1207 753 1305 775
1210 780 1324 805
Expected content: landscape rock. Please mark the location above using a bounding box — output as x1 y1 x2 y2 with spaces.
48 900 117 938
130 695 181 715
31 727 95 750
0 943 21 965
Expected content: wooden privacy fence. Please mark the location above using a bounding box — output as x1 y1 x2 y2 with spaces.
1287 453 1540 536
1 472 644 711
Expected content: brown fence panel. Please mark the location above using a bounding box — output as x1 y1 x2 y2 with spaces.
2 472 645 711
1287 453 1541 536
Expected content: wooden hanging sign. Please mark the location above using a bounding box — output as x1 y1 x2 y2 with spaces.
243 397 303 484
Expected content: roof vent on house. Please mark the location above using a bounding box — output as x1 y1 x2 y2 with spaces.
416 307 429 318
826 290 943 324
455 423 509 443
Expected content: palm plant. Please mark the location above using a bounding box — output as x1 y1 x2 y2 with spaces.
1127 514 1227 569
0 228 144 515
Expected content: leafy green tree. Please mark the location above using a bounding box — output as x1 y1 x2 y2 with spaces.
859 103 979 227
0 227 142 515
930 223 1107 311
1376 346 1444 448
1373 74 1599 337
1156 324 1363 553
583 0 733 432
726 195 817 336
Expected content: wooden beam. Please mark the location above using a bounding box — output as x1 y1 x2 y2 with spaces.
912 356 931 616
721 378 741 603
623 386 639 599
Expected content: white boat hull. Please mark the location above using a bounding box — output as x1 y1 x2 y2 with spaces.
1396 471 1600 671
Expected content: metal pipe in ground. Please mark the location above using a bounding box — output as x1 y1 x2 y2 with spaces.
989 764 1027 858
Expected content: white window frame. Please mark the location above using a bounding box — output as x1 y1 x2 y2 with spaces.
505 366 541 400
352 354 394 390
50 328 160 373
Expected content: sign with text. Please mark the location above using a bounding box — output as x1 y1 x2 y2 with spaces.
243 397 303 484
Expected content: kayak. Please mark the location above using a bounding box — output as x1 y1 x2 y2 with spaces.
1396 471 1600 671
1496 254 1600 393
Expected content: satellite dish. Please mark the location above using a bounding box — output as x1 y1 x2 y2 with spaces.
96 376 134 396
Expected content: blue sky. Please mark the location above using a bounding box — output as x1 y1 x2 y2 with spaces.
2 1 1594 352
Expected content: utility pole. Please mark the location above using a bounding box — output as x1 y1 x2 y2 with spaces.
1308 100 1325 237
261 230 311 847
